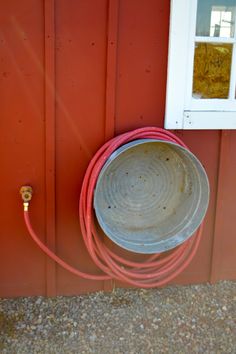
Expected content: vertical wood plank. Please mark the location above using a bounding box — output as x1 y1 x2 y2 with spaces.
44 0 57 296
104 0 119 141
103 0 119 291
210 131 230 283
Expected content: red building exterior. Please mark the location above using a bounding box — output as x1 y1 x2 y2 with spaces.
1 0 235 297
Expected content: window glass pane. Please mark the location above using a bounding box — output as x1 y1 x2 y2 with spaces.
193 43 232 98
196 0 236 37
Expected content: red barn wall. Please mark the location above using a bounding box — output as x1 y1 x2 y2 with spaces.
0 0 235 297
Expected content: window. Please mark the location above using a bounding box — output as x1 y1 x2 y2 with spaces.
165 0 236 129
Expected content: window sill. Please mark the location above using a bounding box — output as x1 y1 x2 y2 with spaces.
165 111 236 130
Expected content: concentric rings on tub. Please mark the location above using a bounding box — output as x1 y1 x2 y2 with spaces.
94 139 209 254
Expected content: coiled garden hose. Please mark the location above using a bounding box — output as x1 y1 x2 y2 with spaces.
21 127 203 288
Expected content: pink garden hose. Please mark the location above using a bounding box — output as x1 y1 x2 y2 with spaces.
22 127 204 288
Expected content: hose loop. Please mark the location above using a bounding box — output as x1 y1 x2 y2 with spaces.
23 127 204 288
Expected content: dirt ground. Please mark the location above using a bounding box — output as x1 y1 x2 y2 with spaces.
0 281 235 353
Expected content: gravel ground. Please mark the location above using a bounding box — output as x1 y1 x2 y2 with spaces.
0 281 235 354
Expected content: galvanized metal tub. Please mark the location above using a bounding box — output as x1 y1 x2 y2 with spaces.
94 139 209 254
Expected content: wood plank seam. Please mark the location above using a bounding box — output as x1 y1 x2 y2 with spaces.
44 0 57 296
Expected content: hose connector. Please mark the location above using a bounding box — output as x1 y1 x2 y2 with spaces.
20 186 33 211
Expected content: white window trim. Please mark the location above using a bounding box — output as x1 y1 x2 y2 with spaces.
165 0 236 130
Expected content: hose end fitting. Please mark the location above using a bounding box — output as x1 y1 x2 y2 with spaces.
20 186 33 210
23 202 29 211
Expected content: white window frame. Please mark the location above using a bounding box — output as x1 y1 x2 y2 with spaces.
165 0 236 129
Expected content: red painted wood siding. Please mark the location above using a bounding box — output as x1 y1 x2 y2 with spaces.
0 0 235 297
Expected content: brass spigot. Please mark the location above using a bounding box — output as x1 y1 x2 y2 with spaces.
20 186 33 211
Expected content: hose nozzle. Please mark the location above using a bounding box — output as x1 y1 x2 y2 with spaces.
20 186 33 211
